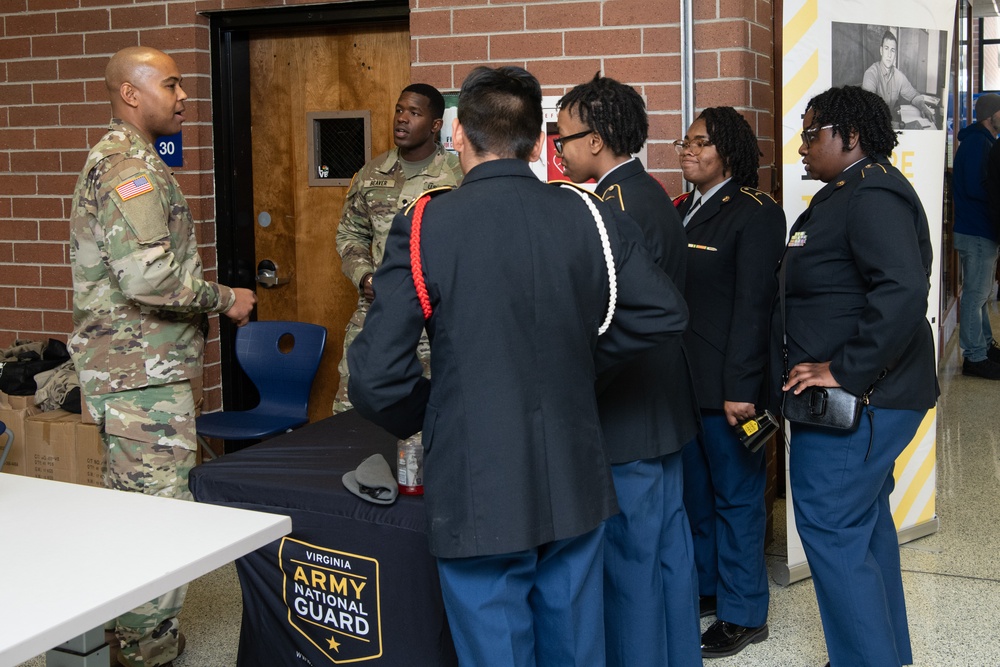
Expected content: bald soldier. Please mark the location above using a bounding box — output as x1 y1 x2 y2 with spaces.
68 46 256 667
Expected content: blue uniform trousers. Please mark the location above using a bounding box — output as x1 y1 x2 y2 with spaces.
604 452 702 667
790 406 925 667
436 526 605 667
682 412 769 627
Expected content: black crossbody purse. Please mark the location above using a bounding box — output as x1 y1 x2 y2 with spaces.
781 362 878 431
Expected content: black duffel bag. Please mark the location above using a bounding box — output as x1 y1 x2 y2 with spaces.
0 338 71 395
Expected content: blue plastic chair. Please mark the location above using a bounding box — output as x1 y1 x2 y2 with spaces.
196 321 327 457
0 420 13 471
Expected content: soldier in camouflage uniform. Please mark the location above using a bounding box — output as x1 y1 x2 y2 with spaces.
333 83 463 413
68 47 256 667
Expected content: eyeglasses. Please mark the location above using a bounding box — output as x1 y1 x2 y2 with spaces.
357 483 391 499
800 124 835 148
673 139 714 155
553 129 592 154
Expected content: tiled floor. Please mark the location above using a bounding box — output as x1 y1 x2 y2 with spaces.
18 303 1000 667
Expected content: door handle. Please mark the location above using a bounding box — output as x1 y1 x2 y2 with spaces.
256 259 290 288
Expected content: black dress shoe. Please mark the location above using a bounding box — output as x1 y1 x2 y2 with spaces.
699 595 717 618
700 619 768 658
963 357 1000 379
988 341 1000 364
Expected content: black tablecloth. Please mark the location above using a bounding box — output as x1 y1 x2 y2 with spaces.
190 410 457 667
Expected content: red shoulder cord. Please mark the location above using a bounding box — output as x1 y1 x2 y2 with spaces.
409 196 433 319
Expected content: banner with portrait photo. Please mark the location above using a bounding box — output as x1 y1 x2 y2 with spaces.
778 0 954 585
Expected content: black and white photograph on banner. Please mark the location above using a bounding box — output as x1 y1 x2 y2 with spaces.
831 22 947 130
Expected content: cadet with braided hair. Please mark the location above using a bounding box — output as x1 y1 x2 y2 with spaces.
556 73 703 667
804 84 899 160
697 106 763 187
779 85 937 666
556 72 647 157
674 106 785 659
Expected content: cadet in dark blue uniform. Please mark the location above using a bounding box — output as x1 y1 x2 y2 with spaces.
674 107 785 659
556 73 702 667
348 66 689 667
780 86 938 667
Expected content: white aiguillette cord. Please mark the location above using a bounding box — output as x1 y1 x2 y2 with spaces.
560 185 617 335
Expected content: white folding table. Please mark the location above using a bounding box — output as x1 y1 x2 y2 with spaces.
0 473 291 667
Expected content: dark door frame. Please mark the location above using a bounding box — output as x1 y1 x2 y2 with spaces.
205 0 409 412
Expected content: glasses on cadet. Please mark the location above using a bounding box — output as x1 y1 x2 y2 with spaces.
800 124 835 148
553 129 592 154
672 139 714 155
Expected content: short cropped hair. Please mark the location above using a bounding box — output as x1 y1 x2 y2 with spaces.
805 85 899 159
557 73 647 156
457 66 543 161
402 83 446 120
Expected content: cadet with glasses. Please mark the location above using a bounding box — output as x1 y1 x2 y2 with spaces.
556 73 703 667
779 85 938 667
674 107 785 660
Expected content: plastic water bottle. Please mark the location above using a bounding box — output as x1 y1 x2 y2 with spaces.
396 432 423 495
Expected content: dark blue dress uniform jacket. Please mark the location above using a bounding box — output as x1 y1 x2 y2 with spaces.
675 180 786 410
348 159 689 559
597 159 701 462
774 159 939 409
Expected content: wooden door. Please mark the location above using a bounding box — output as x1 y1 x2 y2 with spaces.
248 24 410 422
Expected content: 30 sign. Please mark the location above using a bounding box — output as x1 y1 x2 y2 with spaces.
156 131 183 168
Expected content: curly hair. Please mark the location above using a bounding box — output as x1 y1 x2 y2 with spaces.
697 107 761 188
557 72 647 156
805 86 898 158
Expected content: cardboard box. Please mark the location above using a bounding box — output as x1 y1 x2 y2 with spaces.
20 410 106 487
25 409 79 482
0 390 36 411
0 404 44 475
75 421 105 488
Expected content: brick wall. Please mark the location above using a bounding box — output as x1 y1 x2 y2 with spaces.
412 0 777 193
1 0 776 411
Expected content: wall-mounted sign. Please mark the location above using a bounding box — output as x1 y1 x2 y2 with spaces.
156 131 183 168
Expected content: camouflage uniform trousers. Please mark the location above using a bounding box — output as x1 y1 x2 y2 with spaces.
86 381 197 667
333 306 430 413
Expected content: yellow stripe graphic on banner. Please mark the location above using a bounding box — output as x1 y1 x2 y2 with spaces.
892 408 937 527
782 51 819 164
782 0 819 165
782 51 819 118
783 0 818 58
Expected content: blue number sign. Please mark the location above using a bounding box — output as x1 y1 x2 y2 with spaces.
156 132 183 168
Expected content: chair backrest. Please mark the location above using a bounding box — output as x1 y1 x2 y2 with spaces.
0 420 12 471
235 321 327 420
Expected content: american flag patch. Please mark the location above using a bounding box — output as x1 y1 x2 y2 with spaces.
115 175 154 201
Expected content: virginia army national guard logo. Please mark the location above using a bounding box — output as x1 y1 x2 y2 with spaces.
280 537 382 663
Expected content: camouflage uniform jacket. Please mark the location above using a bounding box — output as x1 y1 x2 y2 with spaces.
336 144 462 311
69 119 236 397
